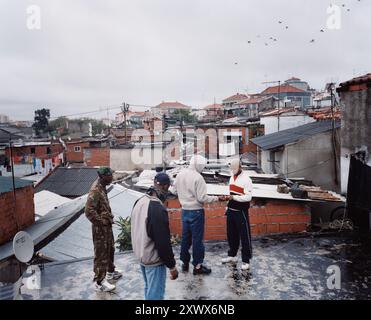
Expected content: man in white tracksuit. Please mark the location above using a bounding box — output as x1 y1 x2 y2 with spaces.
221 158 253 270
174 155 220 275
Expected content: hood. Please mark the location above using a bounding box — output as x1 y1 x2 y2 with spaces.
189 155 207 173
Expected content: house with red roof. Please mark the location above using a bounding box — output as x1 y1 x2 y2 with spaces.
261 79 312 109
151 101 191 117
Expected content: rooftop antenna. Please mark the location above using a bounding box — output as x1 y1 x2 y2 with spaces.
13 231 34 263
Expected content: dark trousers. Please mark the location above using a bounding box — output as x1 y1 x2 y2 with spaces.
180 209 205 266
226 208 253 263
92 224 115 283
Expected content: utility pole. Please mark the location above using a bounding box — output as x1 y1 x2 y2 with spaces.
329 83 339 186
8 132 19 231
120 102 130 144
262 80 281 131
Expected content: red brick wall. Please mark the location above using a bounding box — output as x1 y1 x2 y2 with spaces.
165 198 311 241
65 141 89 163
6 143 64 163
84 147 110 167
0 185 35 245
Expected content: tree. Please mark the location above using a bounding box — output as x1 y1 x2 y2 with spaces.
32 108 51 136
171 109 197 124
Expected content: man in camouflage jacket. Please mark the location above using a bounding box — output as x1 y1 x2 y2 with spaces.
85 167 122 292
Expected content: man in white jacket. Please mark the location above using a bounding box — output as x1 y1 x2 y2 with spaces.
221 158 253 270
174 155 220 275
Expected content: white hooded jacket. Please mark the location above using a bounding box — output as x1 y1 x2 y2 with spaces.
173 155 218 210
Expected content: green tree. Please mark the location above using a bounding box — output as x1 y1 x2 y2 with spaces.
171 109 196 124
32 108 51 136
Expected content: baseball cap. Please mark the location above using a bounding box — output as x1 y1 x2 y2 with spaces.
97 166 114 176
154 172 171 186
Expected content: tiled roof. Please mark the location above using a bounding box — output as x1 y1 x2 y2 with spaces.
236 96 265 105
204 103 223 110
155 101 190 108
307 108 341 120
222 93 249 103
259 107 297 117
337 73 371 92
0 176 34 194
251 119 341 150
261 84 305 95
286 77 301 81
35 167 99 197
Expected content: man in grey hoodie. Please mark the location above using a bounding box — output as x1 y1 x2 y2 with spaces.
174 155 220 275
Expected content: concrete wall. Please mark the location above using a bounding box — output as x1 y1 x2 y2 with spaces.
261 115 315 135
110 148 162 171
339 87 371 193
260 131 340 191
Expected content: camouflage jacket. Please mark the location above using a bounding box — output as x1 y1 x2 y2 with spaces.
85 179 114 226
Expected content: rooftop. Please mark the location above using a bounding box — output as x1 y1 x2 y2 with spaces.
337 73 371 92
0 176 33 194
155 101 190 109
35 167 99 198
251 119 341 150
20 234 371 300
261 84 306 95
222 93 249 103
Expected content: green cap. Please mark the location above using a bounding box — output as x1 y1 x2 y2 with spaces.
97 166 114 176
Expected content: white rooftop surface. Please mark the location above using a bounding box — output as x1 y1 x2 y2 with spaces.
34 191 72 220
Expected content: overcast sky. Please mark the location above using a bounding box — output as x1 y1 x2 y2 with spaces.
0 0 370 120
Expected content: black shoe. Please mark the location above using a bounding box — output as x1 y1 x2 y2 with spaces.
193 265 212 275
182 263 189 272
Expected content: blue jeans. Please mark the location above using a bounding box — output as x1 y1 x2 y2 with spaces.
140 264 167 300
180 209 205 266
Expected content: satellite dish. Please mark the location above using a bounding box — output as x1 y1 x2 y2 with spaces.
13 231 34 263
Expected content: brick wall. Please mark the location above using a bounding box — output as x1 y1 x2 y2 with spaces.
165 198 311 241
6 143 64 163
84 147 110 167
65 141 89 163
0 185 35 245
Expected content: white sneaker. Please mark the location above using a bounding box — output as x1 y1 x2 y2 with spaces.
95 279 116 292
106 269 123 281
221 256 238 264
241 263 250 270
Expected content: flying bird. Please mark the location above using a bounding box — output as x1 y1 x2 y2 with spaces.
310 39 315 43
320 29 324 32
285 26 289 29
278 21 282 24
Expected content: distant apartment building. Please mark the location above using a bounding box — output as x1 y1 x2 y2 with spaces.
0 114 9 123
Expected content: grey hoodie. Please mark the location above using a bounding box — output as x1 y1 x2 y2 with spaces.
174 155 218 210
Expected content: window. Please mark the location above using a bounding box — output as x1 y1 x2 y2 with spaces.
74 146 81 152
30 147 35 154
46 147 51 155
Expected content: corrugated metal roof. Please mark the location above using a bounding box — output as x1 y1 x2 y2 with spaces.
35 167 98 197
251 120 341 150
0 176 33 194
41 184 143 261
